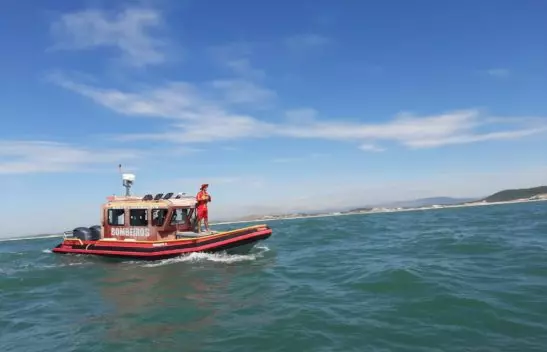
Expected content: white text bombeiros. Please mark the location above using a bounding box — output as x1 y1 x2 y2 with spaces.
111 227 150 237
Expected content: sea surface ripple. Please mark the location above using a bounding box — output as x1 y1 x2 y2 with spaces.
1 201 547 351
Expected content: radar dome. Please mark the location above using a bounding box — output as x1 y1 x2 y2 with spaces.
122 173 136 182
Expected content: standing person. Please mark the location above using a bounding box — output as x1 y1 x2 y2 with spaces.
196 183 211 233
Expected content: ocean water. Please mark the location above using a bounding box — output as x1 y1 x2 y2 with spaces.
1 201 547 352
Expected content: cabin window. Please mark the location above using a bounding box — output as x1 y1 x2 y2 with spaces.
108 209 125 226
170 208 188 225
152 209 168 226
130 209 148 226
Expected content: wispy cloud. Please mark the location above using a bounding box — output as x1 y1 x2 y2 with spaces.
279 109 547 149
49 74 275 144
403 126 547 148
51 76 547 150
0 141 139 174
49 7 169 67
45 6 545 155
280 110 480 145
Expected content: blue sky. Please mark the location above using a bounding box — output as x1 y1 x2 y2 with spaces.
1 0 546 236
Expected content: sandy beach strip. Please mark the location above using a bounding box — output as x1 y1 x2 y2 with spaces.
211 197 547 226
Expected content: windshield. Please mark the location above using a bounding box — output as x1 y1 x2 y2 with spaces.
170 208 189 225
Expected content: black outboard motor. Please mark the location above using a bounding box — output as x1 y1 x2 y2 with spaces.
73 227 93 241
89 225 102 240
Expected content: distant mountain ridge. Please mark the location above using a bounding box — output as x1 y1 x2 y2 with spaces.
376 196 477 208
230 185 547 222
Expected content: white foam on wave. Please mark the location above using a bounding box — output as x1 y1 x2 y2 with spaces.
1 260 92 276
40 262 91 269
142 246 270 268
42 249 52 253
0 234 62 242
0 251 25 255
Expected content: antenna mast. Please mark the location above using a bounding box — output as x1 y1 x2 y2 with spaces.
119 164 136 197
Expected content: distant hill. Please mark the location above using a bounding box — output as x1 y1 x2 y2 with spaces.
377 197 477 208
342 197 476 213
229 186 547 222
480 186 547 203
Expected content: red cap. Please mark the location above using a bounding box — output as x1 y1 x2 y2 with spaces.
200 183 209 189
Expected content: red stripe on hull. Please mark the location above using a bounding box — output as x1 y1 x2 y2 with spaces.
52 229 271 258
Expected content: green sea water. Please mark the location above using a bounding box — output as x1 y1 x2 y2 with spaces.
1 201 547 352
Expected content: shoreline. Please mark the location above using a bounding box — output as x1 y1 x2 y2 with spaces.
2 197 545 242
211 197 547 226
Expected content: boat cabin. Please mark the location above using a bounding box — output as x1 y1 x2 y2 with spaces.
101 192 198 241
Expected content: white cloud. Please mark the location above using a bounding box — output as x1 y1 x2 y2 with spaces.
52 77 547 150
120 112 272 143
403 127 547 148
279 109 547 149
280 110 480 141
50 7 168 67
50 75 276 144
0 141 139 174
50 74 208 119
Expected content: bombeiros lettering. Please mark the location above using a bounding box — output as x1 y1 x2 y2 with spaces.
111 227 150 237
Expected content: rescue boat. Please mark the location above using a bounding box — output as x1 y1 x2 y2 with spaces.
51 172 272 260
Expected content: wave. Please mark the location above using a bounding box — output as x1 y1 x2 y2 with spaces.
141 245 270 268
0 234 62 242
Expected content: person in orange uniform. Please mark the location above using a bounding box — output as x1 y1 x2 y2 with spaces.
196 183 211 233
